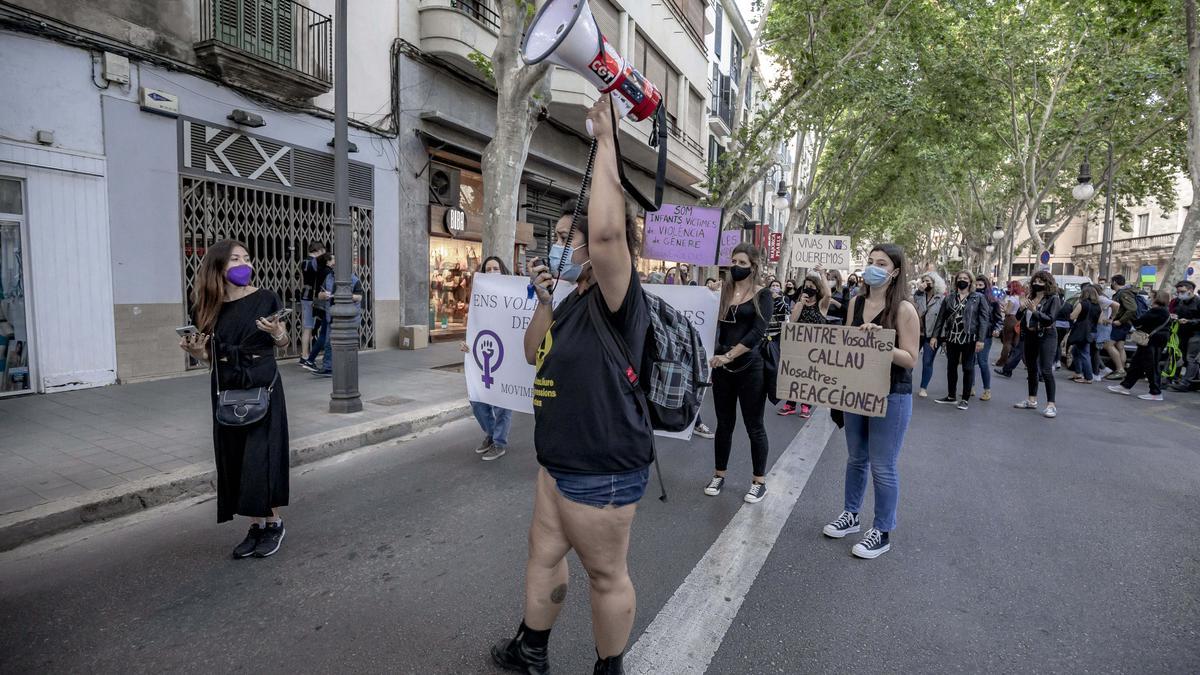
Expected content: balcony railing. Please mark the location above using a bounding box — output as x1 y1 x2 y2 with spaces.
666 117 704 159
198 0 331 85
452 0 500 32
1073 232 1178 257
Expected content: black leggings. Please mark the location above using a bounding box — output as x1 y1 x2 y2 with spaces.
713 354 770 477
1121 345 1162 395
1025 330 1057 403
945 341 976 399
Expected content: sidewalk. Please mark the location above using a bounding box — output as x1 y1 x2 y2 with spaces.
0 343 470 550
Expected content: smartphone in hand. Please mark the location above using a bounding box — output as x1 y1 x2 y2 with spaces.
264 307 293 323
175 325 198 337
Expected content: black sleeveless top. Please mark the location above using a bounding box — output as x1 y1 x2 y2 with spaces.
850 296 913 395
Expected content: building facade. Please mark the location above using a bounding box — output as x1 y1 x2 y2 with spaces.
1073 174 1200 286
0 0 718 394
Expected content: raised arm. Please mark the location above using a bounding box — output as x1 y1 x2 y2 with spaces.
585 98 632 313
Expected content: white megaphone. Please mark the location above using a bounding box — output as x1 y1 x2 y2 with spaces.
522 0 664 137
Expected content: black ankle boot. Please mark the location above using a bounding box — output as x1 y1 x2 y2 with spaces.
491 628 549 675
593 652 624 675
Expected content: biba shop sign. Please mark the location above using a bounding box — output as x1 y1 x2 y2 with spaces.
443 206 466 236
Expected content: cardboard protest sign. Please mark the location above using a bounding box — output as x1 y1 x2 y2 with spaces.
716 229 742 266
642 204 722 265
787 234 852 269
466 277 719 440
775 323 896 417
464 274 573 415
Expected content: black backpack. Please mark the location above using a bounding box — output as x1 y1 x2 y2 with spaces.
586 288 711 433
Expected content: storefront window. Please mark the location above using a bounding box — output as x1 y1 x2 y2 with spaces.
429 238 480 336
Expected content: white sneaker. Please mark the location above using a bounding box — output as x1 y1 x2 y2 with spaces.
703 475 725 496
1107 385 1132 396
1043 406 1057 418
823 511 861 538
744 482 767 503
917 388 928 398
1098 367 1113 377
1138 393 1164 401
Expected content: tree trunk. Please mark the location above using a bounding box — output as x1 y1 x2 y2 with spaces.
481 1 551 268
1163 0 1200 289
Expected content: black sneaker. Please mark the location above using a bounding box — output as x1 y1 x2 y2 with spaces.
934 396 957 404
693 423 715 439
593 652 625 675
993 368 1012 378
232 524 263 559
744 481 767 504
491 633 549 675
300 360 319 373
956 399 969 411
475 436 494 454
703 475 725 496
254 521 286 558
851 528 890 559
822 511 860 538
481 445 507 461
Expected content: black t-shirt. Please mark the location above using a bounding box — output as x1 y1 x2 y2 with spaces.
716 288 771 367
1175 296 1200 342
533 269 653 474
300 257 320 301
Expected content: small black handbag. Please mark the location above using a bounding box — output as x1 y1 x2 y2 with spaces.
214 341 276 427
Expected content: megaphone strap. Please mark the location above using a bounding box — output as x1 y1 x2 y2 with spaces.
607 96 668 213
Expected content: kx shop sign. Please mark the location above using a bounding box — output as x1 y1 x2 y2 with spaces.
182 120 292 186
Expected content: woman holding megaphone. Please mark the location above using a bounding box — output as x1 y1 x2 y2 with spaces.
491 98 651 675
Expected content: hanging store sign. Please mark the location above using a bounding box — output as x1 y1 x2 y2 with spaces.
444 206 466 236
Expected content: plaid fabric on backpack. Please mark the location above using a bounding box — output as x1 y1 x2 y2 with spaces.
587 288 711 433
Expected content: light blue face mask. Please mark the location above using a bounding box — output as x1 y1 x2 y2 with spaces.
863 265 892 288
548 243 585 282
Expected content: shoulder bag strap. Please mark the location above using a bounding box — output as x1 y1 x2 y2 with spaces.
585 288 667 501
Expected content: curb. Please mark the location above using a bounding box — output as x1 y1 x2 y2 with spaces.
0 400 472 552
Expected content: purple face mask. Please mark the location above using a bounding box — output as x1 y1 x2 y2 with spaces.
226 264 253 287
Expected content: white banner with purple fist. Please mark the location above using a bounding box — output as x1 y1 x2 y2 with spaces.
465 275 718 440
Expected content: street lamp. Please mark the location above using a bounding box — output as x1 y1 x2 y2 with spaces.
991 223 1005 241
985 243 996 254
329 0 362 414
1072 155 1095 202
772 179 790 211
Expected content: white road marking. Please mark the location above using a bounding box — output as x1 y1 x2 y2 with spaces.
626 413 837 674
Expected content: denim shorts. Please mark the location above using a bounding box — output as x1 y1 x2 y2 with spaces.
301 299 315 329
1110 324 1130 342
546 466 650 508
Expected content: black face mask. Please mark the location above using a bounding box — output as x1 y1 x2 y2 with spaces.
802 287 817 297
1031 283 1046 293
730 266 752 282
956 280 970 291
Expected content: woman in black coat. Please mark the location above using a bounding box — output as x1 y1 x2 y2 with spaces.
1013 270 1064 418
929 270 990 410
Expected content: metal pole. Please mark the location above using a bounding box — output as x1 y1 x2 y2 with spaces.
329 0 361 413
1099 140 1115 280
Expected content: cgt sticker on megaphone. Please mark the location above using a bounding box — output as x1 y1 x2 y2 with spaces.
523 0 663 126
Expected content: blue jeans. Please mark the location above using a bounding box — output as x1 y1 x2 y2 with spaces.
843 393 912 532
974 337 993 389
307 310 330 368
546 466 650 508
1071 343 1094 380
919 337 939 389
470 401 512 448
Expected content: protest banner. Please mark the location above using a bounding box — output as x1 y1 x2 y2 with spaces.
775 323 896 417
466 277 719 440
716 229 742 266
642 204 722 265
787 234 852 269
464 274 573 415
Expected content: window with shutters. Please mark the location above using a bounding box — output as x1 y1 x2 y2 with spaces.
714 6 723 57
689 88 704 144
197 0 332 99
637 33 673 118
730 37 743 89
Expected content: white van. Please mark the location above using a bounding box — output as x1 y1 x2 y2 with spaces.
1017 274 1092 301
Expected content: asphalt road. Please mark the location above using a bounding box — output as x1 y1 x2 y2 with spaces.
1 351 1198 674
